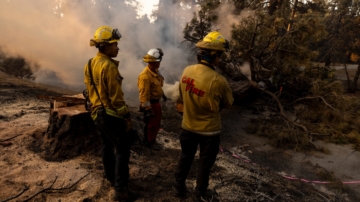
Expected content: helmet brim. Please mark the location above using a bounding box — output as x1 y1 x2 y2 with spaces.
108 39 120 44
196 41 226 52
143 58 161 63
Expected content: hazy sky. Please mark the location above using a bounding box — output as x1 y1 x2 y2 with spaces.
0 0 195 104
137 0 159 19
0 0 239 105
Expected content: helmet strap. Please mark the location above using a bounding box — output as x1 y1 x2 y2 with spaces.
197 53 217 64
98 44 106 52
198 61 215 70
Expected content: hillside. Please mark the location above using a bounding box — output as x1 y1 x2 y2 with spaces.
0 70 360 202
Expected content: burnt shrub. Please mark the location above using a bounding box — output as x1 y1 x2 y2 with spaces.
0 56 37 80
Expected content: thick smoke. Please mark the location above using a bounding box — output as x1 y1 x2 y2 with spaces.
0 0 193 105
216 3 255 39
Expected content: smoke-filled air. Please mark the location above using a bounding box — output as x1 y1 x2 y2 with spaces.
0 0 195 105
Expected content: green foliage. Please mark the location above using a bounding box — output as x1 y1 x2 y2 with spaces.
183 0 221 45
184 0 360 151
231 7 327 82
245 117 310 151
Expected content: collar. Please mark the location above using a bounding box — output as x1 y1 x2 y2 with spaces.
97 52 119 66
199 60 215 71
146 66 159 77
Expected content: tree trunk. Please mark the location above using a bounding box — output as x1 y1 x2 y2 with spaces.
249 56 256 81
248 22 259 81
31 104 100 161
344 63 352 91
228 80 256 104
268 0 282 15
351 63 360 93
287 0 298 31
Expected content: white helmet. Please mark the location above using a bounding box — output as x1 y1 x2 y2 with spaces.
143 48 164 63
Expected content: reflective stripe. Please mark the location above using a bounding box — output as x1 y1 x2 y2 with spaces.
91 107 123 120
116 105 129 116
182 126 221 136
107 108 122 118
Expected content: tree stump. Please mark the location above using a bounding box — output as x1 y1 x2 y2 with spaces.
32 95 144 161
41 104 99 161
32 95 100 161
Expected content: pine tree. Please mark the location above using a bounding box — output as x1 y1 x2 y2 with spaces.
182 0 360 150
315 0 360 92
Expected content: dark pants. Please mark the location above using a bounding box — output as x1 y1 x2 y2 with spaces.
94 109 130 192
175 130 220 194
143 102 162 143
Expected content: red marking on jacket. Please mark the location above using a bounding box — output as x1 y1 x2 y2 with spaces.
182 76 205 97
182 76 195 86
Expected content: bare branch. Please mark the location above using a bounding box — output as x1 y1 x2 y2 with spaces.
289 96 339 113
23 173 89 201
287 0 299 31
48 173 90 191
260 89 308 132
315 43 337 65
280 117 291 129
0 134 23 142
184 35 200 43
2 184 29 202
344 64 351 91
309 136 320 150
24 176 58 202
309 133 331 136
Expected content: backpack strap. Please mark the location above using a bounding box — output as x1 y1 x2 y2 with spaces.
87 59 105 110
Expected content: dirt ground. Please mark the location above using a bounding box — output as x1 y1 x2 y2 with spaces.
1 70 360 202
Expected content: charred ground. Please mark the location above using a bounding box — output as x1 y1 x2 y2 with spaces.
0 71 359 202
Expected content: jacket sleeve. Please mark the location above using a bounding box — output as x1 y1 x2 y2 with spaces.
103 63 129 116
219 76 234 109
138 74 151 107
176 80 184 113
84 63 90 86
178 80 183 103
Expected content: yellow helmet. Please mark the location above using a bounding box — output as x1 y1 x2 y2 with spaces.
143 48 164 63
90 26 122 47
195 31 229 52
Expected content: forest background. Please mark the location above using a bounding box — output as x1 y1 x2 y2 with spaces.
1 0 360 151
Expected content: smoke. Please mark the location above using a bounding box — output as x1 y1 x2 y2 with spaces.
215 3 255 40
239 62 251 81
0 0 193 106
215 3 255 82
163 81 180 101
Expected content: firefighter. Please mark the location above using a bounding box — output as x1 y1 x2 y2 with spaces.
173 31 234 201
137 48 166 148
84 26 133 201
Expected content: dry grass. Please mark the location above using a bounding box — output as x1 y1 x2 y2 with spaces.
0 71 78 95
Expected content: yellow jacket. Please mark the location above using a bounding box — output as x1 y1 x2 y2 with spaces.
137 66 164 107
84 52 129 120
178 63 233 135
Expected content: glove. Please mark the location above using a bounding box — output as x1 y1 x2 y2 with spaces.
144 108 155 117
139 104 145 112
122 112 132 132
162 93 168 102
176 102 184 116
249 80 259 88
125 118 133 132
